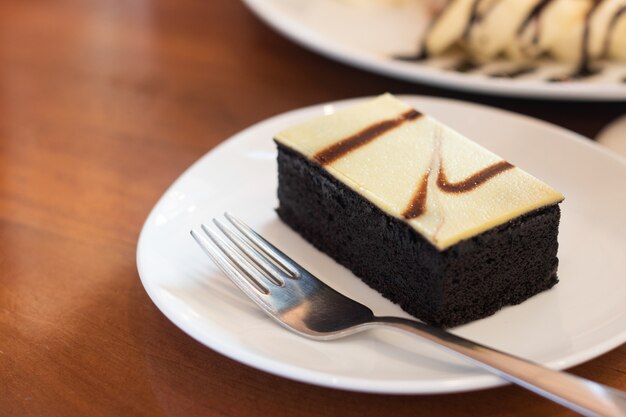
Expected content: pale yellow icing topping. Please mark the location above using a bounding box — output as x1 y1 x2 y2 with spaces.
275 94 564 250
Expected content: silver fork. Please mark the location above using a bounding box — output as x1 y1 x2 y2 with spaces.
191 213 626 417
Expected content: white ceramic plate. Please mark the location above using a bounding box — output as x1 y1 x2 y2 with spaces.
137 96 626 394
241 0 626 101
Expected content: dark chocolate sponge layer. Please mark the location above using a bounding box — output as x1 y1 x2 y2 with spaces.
276 143 560 327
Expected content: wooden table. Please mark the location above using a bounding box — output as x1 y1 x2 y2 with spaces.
1 1 624 416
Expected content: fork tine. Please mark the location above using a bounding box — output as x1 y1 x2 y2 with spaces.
190 229 270 299
200 224 283 294
213 218 285 286
224 213 299 276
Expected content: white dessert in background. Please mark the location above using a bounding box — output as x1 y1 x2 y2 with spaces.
548 1 595 64
589 0 626 61
508 0 594 63
424 0 480 56
465 0 542 61
422 0 626 68
609 9 626 59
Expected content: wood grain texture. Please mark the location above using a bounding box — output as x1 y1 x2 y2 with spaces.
0 1 624 416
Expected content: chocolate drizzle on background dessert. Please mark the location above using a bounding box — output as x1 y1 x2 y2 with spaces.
394 0 494 62
463 0 484 38
517 0 554 45
575 0 601 79
394 49 428 62
451 58 480 73
393 0 454 61
602 5 626 58
314 109 421 165
395 0 625 83
488 66 536 78
462 0 501 38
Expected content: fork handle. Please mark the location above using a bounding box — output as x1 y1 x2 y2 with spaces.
374 316 626 417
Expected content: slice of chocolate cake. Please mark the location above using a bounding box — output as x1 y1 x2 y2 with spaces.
274 94 564 327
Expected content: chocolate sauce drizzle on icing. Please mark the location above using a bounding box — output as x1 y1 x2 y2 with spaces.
313 109 421 165
402 171 431 219
403 160 514 220
437 160 514 193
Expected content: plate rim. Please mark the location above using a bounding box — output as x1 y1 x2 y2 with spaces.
240 0 626 102
136 95 626 394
